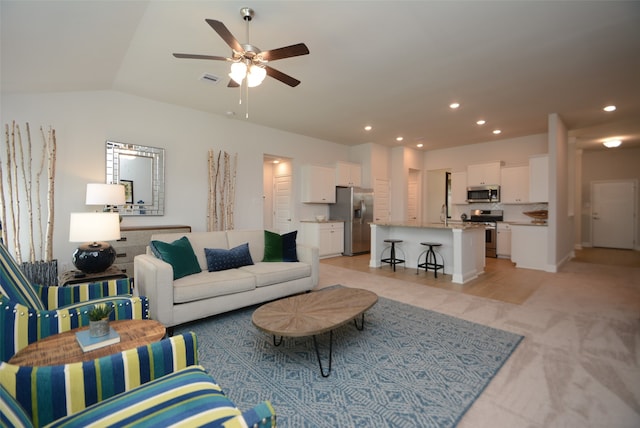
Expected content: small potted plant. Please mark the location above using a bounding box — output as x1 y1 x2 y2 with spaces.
88 303 113 337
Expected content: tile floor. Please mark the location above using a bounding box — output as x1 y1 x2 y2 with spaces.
317 249 640 427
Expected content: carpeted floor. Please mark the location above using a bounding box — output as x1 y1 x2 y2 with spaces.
175 288 523 427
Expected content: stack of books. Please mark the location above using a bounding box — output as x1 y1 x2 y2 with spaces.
75 327 121 352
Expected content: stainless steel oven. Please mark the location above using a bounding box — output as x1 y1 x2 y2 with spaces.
464 210 503 258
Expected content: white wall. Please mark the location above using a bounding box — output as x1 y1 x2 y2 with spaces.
1 90 348 269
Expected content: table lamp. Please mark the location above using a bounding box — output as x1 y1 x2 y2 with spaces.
69 212 121 274
86 183 126 210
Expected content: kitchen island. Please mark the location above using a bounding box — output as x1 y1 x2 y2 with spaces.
370 222 486 284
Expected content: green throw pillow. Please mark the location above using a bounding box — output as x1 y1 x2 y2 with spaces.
263 230 298 262
150 236 202 280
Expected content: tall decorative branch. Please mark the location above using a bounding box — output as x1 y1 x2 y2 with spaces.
44 127 56 261
1 121 57 263
207 149 237 231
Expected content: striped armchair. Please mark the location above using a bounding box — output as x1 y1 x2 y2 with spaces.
0 332 276 427
0 242 149 362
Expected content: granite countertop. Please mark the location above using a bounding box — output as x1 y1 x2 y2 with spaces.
372 221 485 230
300 219 346 223
507 221 548 227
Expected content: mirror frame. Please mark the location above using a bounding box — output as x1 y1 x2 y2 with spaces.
106 140 165 216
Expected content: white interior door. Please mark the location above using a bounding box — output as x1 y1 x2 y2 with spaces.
373 178 390 223
274 175 292 233
591 180 636 249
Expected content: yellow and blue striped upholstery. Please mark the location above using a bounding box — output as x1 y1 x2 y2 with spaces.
0 332 198 427
0 293 150 363
0 383 32 427
33 278 132 309
0 243 45 310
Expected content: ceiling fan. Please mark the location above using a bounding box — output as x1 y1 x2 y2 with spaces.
173 7 309 88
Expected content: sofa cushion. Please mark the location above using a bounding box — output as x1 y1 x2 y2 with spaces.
45 366 243 427
173 270 256 304
226 230 265 263
205 243 253 272
150 236 202 280
263 230 298 262
239 262 311 287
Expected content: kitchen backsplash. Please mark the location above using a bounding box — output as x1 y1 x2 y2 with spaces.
450 202 548 223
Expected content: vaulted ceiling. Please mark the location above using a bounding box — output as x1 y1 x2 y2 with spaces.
2 1 640 152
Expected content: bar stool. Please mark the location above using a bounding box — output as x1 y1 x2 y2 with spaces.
417 242 445 278
381 239 405 272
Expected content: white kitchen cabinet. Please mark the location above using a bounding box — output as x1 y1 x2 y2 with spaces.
335 161 362 187
301 221 344 258
500 166 529 203
301 165 336 203
511 224 550 271
467 161 501 186
496 222 512 258
529 155 549 203
451 171 468 204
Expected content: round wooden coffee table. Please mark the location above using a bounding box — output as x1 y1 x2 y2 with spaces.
252 287 378 377
8 319 166 366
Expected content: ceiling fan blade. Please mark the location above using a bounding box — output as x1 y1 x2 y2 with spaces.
206 19 243 53
228 79 240 88
265 66 301 87
173 53 229 61
261 43 310 61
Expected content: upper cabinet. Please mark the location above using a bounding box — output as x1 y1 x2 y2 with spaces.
529 155 549 203
335 161 362 187
451 171 468 204
301 165 336 203
467 161 501 186
500 166 529 203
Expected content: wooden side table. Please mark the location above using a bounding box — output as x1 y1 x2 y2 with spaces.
8 320 166 366
59 265 128 286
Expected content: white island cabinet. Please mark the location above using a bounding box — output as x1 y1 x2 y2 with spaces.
370 222 485 284
511 223 553 271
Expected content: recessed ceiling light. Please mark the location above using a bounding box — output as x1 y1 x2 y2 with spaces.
396 136 404 142
364 125 372 131
492 129 502 135
476 119 486 125
603 105 616 112
272 159 280 164
416 143 424 148
449 102 460 109
603 139 621 148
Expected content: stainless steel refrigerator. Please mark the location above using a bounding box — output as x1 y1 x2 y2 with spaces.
330 186 374 256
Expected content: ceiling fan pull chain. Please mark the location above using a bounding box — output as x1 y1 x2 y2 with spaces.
245 81 250 119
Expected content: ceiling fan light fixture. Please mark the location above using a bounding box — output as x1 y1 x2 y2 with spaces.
246 65 267 87
229 62 247 84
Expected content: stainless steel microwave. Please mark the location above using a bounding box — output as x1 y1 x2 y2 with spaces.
467 185 500 203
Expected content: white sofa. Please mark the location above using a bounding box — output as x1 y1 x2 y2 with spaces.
134 229 318 328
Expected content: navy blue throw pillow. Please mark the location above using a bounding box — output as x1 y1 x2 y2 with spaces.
205 243 254 272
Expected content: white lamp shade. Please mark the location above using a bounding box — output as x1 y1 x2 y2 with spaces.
247 65 267 87
69 212 121 242
86 183 126 205
229 62 248 85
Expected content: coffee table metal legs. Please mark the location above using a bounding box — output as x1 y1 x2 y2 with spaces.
313 330 333 377
270 313 367 377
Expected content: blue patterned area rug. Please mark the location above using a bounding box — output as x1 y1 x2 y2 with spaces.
175 287 523 427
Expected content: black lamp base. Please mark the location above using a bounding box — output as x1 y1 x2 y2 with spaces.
72 242 117 274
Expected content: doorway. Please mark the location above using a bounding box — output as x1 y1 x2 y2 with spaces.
263 156 293 232
591 180 636 249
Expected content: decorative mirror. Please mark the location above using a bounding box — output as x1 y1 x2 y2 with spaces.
106 141 165 216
